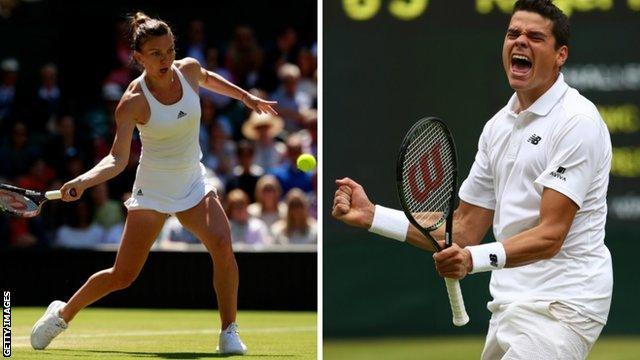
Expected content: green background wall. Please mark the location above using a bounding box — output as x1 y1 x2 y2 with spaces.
324 0 640 337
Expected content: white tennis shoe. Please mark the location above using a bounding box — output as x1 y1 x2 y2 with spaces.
217 322 248 355
30 300 68 350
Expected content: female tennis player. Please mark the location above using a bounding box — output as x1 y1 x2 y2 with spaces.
30 12 276 355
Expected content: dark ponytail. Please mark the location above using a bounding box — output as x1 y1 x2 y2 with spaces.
129 11 172 51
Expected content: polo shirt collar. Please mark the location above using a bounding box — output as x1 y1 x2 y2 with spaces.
506 73 569 117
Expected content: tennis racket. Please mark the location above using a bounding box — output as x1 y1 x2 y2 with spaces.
396 117 469 326
0 184 75 218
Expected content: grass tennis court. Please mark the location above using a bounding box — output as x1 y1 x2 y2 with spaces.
324 336 640 360
10 308 316 359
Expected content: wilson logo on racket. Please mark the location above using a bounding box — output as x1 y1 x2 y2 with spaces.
407 143 445 202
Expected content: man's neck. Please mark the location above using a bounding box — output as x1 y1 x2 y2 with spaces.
515 72 559 113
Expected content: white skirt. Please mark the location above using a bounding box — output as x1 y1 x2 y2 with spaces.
124 163 216 214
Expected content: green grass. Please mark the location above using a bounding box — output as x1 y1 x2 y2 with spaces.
10 307 316 359
324 336 640 360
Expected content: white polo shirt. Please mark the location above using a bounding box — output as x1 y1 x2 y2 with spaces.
459 73 613 324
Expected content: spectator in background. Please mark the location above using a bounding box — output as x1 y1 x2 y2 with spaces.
296 48 317 103
309 172 317 219
0 0 19 18
160 216 200 244
248 174 286 233
225 140 264 202
228 87 269 141
202 119 237 182
62 153 87 182
201 47 234 110
260 26 299 92
32 63 61 136
54 200 105 248
16 157 56 193
83 82 123 161
241 111 285 171
0 58 19 130
270 133 312 195
102 192 130 244
41 178 66 242
90 183 124 231
8 217 40 247
0 121 39 179
226 26 262 89
185 20 207 66
272 188 317 244
8 157 54 247
225 189 271 246
44 115 94 179
299 108 317 157
271 63 312 133
105 19 136 89
199 98 233 154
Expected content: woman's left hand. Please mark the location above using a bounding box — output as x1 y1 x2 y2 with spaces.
242 93 278 115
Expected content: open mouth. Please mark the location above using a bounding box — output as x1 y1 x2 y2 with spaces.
510 54 532 76
160 67 169 74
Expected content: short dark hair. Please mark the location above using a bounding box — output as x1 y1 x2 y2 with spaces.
513 0 570 49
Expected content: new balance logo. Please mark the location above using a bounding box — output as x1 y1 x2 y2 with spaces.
489 254 498 267
137 189 143 196
527 134 541 145
177 111 187 119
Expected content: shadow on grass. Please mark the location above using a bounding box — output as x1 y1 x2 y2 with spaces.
49 349 296 358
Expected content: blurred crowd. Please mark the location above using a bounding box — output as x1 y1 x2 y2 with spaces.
0 19 317 250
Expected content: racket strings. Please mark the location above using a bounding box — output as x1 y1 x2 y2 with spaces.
401 121 456 229
0 189 39 216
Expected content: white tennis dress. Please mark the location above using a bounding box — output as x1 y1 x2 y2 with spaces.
124 64 215 213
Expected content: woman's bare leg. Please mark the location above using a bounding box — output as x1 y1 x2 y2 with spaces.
58 210 167 323
176 192 238 329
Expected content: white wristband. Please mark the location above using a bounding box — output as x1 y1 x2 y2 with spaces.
467 242 506 274
368 205 409 242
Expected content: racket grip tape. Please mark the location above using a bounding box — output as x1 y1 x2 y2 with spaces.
45 188 76 200
444 278 469 326
45 190 62 200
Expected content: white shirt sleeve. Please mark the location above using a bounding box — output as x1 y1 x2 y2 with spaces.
459 123 496 210
534 115 604 208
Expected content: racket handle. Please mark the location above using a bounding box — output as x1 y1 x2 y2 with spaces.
46 189 77 199
444 278 469 326
45 190 62 200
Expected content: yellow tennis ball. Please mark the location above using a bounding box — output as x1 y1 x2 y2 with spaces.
296 153 317 172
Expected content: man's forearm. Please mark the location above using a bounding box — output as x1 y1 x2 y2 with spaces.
502 224 564 267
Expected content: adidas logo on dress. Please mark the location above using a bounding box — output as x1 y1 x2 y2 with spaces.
177 110 187 118
137 189 143 196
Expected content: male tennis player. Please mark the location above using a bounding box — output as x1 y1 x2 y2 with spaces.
333 1 612 358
